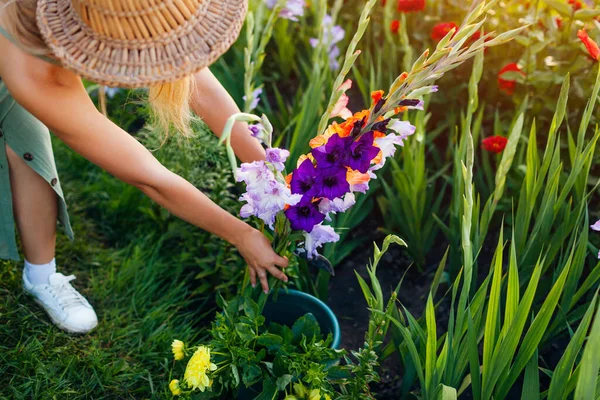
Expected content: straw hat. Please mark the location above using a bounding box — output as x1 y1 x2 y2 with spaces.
36 0 247 88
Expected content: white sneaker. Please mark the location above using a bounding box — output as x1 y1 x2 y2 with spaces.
23 272 98 334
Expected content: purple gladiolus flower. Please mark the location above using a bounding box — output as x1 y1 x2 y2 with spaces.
312 133 353 168
266 148 290 171
285 197 325 232
243 88 263 111
304 223 340 258
346 131 380 173
291 159 321 196
236 161 301 228
591 220 600 231
309 14 344 70
315 166 350 200
248 123 263 138
265 0 305 21
319 192 355 221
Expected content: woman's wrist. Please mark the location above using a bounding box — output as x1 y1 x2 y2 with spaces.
227 220 255 248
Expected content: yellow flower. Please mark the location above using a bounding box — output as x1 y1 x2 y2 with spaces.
169 379 182 396
324 395 331 400
184 346 217 392
171 340 185 361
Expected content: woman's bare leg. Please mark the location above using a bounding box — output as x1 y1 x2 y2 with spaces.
5 144 57 264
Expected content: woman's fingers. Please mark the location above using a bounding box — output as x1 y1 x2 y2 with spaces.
267 264 288 283
258 269 269 294
249 267 257 288
274 255 289 269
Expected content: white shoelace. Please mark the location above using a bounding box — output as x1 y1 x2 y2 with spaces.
46 275 87 310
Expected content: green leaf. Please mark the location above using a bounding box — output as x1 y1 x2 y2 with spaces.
243 364 263 387
275 374 293 391
255 378 278 400
496 255 573 399
521 348 540 400
244 297 260 320
440 384 458 400
575 299 600 400
543 0 573 16
235 323 256 342
231 364 240 386
257 333 284 351
549 293 598 400
425 294 438 395
291 313 321 344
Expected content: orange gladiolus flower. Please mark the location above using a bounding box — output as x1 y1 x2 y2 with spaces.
371 90 384 104
346 169 371 185
431 22 458 42
497 63 525 95
577 29 600 61
390 20 400 34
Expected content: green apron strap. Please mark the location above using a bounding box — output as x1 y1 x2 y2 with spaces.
0 25 61 66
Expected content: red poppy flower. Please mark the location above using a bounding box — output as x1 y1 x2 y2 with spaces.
482 136 508 154
497 63 525 95
391 20 400 34
577 29 600 61
397 0 425 12
431 22 458 42
382 0 387 6
569 0 583 10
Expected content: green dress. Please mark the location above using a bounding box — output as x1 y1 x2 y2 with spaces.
0 25 73 261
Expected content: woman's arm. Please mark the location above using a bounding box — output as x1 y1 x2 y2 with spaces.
191 68 266 163
1 51 285 292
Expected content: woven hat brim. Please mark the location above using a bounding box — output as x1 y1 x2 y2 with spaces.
36 0 247 88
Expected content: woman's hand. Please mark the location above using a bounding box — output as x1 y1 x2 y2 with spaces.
234 227 289 293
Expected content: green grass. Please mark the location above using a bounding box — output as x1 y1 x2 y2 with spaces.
0 216 199 398
0 122 245 399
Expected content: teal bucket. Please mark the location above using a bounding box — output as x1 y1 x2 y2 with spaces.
237 289 340 399
261 289 341 350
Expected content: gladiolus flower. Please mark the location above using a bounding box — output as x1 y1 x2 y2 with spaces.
371 90 384 104
303 223 340 258
265 0 305 21
578 29 600 61
397 0 425 12
431 22 458 42
284 197 326 232
169 379 182 396
482 136 508 154
591 220 600 231
346 169 371 193
172 340 185 361
243 88 262 111
497 63 525 95
184 346 217 392
391 20 400 34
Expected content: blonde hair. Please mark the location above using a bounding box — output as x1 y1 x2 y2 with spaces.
1 0 194 139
